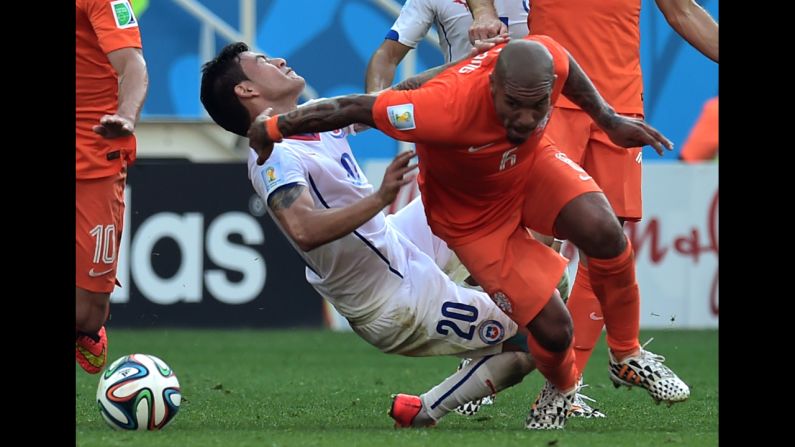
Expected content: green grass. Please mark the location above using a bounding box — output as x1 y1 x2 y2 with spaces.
76 329 717 446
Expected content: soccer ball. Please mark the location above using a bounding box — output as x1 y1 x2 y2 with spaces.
96 354 181 430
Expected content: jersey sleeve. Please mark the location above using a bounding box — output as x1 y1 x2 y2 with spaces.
386 0 434 49
371 80 462 144
250 146 309 204
83 0 143 54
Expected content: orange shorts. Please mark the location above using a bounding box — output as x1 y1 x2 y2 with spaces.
449 143 602 327
546 107 643 220
76 168 126 293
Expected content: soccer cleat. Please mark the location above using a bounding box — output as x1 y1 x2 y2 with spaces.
76 326 108 374
453 358 496 416
608 338 690 405
525 381 575 430
569 380 606 418
389 394 435 428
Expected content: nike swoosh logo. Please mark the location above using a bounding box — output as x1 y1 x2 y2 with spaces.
589 312 604 320
76 344 106 368
579 174 593 181
468 143 495 153
88 268 114 277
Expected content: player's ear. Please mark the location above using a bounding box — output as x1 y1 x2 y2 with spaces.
235 81 258 99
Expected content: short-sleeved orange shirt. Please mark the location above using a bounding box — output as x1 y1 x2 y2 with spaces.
76 0 142 179
373 35 569 245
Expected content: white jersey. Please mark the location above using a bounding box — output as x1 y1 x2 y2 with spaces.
387 0 529 63
248 127 404 324
248 129 518 357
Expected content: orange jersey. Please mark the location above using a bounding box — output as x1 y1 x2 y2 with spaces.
373 35 569 246
528 0 643 115
76 0 142 179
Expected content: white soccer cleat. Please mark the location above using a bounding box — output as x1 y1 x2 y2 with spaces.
525 381 575 430
608 340 690 405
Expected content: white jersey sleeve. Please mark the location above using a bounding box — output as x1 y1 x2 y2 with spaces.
249 146 307 204
387 0 435 49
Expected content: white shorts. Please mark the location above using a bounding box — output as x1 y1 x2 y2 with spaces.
386 197 469 282
352 200 519 357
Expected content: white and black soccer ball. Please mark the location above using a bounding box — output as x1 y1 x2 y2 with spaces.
96 354 181 430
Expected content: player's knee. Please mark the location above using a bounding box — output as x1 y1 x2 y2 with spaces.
557 193 625 257
540 324 573 353
528 294 573 353
582 216 626 258
507 352 535 380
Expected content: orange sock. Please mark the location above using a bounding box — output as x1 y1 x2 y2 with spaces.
567 263 605 374
526 333 578 392
587 236 640 356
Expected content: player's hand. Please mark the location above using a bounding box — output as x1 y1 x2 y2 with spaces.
604 116 674 156
248 108 275 165
469 14 507 43
376 150 418 206
93 114 135 139
468 33 510 57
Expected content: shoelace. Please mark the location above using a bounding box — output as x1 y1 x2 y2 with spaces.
638 337 676 378
575 384 598 405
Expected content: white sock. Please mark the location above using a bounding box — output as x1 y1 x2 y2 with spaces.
416 351 535 424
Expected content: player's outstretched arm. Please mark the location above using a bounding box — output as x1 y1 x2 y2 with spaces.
562 53 673 155
656 0 718 63
248 96 378 165
268 152 417 251
366 40 412 93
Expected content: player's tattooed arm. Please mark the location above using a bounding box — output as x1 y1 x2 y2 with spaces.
561 53 621 131
563 52 673 154
267 184 306 211
279 95 378 134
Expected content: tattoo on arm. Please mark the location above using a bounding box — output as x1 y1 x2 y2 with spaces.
279 95 377 135
267 184 307 211
562 55 619 130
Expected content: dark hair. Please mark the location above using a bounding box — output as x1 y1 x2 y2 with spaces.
200 42 252 136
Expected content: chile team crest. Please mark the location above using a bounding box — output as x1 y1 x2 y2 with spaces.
478 320 505 345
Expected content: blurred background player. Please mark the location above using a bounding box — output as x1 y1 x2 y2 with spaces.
365 0 528 93
200 41 539 428
680 97 718 162
76 0 148 374
467 0 718 416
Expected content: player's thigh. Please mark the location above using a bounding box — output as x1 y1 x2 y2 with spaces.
76 169 126 294
520 142 603 237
